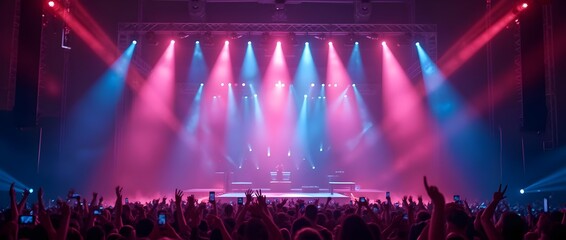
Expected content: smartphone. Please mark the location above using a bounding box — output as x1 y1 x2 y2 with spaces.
19 215 35 225
125 198 129 204
157 211 167 226
209 191 215 203
386 192 390 198
72 193 80 198
359 197 366 203
94 209 102 215
266 199 271 204
237 197 243 205
453 195 460 202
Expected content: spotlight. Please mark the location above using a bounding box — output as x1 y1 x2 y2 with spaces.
520 189 525 194
381 41 386 46
48 1 55 7
304 94 308 98
248 41 251 45
310 83 315 87
312 166 316 169
132 40 137 45
521 3 528 8
221 83 225 86
355 41 359 45
328 41 333 46
225 40 229 45
170 40 176 44
200 83 204 86
305 42 309 45
254 94 258 98
334 83 338 87
277 41 281 46
196 40 200 44
352 83 356 87
228 83 232 86
29 188 34 193
322 84 325 87
242 83 246 87
415 42 420 46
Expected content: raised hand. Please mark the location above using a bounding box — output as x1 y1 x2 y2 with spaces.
115 186 123 198
493 184 507 202
175 189 184 204
424 176 445 205
9 183 16 198
245 189 253 204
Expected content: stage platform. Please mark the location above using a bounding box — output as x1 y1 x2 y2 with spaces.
217 192 349 199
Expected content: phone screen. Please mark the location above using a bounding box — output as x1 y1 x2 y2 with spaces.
158 213 166 226
209 191 215 203
386 192 390 198
19 215 34 225
237 197 243 205
94 209 101 215
125 198 129 204
359 197 366 203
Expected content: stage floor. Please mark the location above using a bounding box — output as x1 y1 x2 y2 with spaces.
217 192 349 199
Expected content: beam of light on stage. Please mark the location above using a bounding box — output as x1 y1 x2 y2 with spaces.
261 42 294 168
381 43 439 192
523 147 566 194
325 42 362 163
225 83 243 168
347 43 366 84
49 2 118 66
120 42 176 194
65 43 135 187
240 42 260 84
418 44 497 196
0 170 31 192
438 2 529 78
294 42 320 95
188 41 208 84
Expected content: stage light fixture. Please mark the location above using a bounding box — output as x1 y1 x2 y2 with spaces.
305 42 309 45
355 41 359 45
254 94 258 98
521 3 528 8
242 83 246 87
310 83 315 87
225 40 229 45
277 41 281 45
352 83 356 87
200 83 204 86
304 94 308 98
328 41 333 46
415 42 420 46
312 166 316 169
48 1 55 7
221 83 225 86
170 40 175 44
228 83 232 86
248 41 251 45
132 40 137 45
381 41 387 46
520 189 525 194
322 84 325 87
29 188 34 193
334 83 338 87
196 40 200 44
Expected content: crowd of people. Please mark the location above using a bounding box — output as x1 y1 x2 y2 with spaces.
1 176 565 240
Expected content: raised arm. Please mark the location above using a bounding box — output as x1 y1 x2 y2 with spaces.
481 184 506 240
174 189 189 233
255 190 283 240
423 176 446 240
56 201 71 240
114 186 124 229
17 189 31 213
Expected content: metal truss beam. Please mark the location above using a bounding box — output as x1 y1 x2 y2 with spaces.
117 22 436 35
